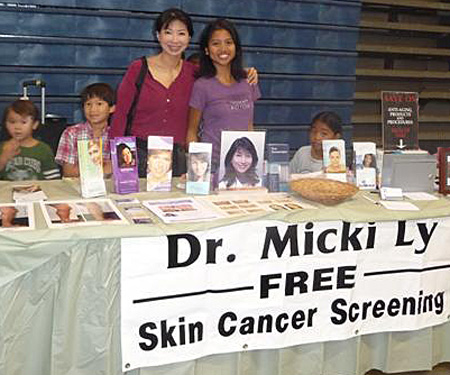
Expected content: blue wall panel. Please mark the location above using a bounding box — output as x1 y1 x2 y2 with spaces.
0 0 361 151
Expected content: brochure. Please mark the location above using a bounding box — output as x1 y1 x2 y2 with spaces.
381 91 419 150
12 183 47 202
218 130 266 191
186 142 212 195
114 198 153 225
353 142 377 190
77 138 106 198
198 192 317 217
40 198 128 228
142 197 223 224
147 136 173 192
110 137 139 194
0 203 35 231
266 143 290 192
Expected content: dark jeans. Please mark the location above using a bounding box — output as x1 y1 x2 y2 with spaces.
136 138 186 178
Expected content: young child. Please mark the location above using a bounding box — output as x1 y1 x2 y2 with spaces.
186 18 261 172
0 99 60 181
56 83 115 177
289 111 343 174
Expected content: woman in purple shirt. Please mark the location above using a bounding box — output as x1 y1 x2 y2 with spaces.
186 19 261 172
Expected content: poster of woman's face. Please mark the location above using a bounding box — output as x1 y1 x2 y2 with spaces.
117 143 136 169
218 131 266 190
188 153 210 182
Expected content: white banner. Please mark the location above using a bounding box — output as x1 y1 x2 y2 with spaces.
121 218 450 371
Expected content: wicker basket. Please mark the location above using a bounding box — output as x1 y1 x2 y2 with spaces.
290 178 359 205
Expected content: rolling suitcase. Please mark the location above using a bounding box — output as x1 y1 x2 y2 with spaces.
21 79 67 155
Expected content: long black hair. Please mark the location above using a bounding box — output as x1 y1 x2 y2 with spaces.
221 137 259 188
197 18 247 81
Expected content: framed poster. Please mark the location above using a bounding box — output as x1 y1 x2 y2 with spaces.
381 91 419 151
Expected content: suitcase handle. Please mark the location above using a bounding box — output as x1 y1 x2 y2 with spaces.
22 79 46 124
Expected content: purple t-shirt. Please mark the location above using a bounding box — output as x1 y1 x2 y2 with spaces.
189 77 261 169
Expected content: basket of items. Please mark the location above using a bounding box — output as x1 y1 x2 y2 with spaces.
290 178 359 205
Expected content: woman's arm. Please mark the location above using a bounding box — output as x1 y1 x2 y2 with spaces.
109 61 141 138
186 107 203 147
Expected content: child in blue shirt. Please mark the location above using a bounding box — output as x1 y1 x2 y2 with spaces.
0 99 60 180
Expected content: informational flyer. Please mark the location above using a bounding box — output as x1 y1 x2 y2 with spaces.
77 138 106 198
142 197 223 224
110 137 139 194
353 142 377 190
186 142 212 195
381 91 419 150
199 192 316 217
147 136 173 192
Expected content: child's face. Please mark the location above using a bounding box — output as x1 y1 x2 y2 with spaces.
231 147 252 174
83 96 114 128
207 29 236 68
6 110 38 143
310 120 338 158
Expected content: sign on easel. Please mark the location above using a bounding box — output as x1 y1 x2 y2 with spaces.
381 91 419 151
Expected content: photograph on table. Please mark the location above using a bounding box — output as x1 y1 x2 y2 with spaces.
146 136 173 192
353 142 377 190
0 203 34 230
186 142 212 195
110 137 139 194
12 183 47 202
218 131 266 191
77 138 106 198
322 139 346 181
40 198 128 228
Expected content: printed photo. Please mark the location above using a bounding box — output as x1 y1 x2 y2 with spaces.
218 131 266 190
0 203 34 230
322 139 346 173
41 199 127 228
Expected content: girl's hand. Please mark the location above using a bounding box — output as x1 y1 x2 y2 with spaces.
245 67 258 85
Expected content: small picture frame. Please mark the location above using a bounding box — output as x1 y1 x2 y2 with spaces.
438 147 450 195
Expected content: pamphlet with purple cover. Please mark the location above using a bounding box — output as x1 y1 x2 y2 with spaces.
110 137 139 194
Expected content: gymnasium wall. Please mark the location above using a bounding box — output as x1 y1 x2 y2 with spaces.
0 0 361 150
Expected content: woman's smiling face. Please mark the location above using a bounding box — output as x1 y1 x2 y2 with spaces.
231 147 253 174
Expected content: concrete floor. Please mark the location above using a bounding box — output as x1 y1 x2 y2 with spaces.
366 363 450 375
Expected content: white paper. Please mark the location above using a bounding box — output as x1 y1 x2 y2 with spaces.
379 201 419 211
404 192 439 201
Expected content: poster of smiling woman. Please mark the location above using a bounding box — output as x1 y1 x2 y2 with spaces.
218 131 265 191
